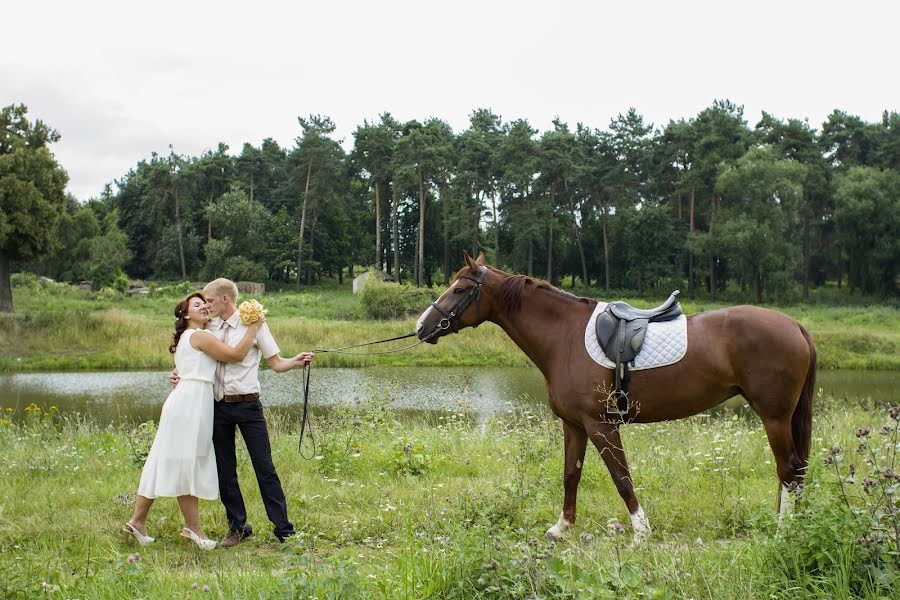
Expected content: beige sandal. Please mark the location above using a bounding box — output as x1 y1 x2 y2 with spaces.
181 527 216 550
122 522 155 546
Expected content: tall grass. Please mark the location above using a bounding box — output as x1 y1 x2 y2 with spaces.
1 398 896 598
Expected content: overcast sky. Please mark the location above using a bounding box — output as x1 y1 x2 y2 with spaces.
3 0 897 200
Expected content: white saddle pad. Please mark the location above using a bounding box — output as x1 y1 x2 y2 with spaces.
584 302 688 370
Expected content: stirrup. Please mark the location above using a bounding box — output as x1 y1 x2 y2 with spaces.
606 392 629 416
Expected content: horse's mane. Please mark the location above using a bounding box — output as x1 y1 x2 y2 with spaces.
496 271 596 314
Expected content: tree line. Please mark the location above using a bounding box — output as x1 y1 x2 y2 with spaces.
2 101 898 312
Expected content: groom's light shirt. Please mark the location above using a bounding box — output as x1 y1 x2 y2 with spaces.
206 311 280 397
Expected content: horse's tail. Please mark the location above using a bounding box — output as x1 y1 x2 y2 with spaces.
793 324 816 476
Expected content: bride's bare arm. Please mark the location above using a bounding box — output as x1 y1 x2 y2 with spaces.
189 318 264 362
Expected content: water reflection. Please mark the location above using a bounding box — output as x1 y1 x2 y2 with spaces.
0 367 896 426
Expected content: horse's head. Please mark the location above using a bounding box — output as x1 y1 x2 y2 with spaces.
416 251 492 343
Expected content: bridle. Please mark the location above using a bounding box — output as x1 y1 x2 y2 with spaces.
428 266 487 333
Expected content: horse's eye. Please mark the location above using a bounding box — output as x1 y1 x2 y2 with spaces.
453 287 465 294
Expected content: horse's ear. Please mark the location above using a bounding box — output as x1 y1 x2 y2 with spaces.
475 251 486 266
463 251 477 271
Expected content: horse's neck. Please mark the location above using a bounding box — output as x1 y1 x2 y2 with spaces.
491 285 592 376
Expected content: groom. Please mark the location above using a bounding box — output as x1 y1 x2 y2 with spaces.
170 278 313 546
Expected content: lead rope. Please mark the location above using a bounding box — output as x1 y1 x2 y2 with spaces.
298 363 316 459
297 325 446 456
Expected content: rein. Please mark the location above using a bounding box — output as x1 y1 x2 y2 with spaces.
311 332 420 355
297 325 447 456
297 267 487 455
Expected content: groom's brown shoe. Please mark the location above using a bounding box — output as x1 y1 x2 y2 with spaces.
220 530 245 548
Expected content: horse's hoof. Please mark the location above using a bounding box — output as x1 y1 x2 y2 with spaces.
546 513 572 542
628 533 650 549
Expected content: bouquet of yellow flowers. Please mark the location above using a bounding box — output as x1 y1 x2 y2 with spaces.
238 299 267 325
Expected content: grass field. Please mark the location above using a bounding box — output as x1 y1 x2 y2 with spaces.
1 277 898 372
0 398 897 598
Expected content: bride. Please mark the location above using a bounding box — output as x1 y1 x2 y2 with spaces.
123 292 263 550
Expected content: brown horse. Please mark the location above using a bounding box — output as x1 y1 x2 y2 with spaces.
416 252 816 543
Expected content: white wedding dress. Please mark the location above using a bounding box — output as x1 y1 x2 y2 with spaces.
137 329 218 500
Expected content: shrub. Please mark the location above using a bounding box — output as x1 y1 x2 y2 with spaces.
223 256 267 282
10 272 41 289
771 405 900 596
358 276 436 319
391 436 430 476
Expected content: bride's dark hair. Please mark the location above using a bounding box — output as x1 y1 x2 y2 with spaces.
170 292 207 354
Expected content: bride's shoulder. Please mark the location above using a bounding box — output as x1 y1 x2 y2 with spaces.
184 328 214 345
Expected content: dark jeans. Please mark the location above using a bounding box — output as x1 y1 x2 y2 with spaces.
212 399 295 540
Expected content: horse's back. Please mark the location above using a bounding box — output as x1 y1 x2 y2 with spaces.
616 305 811 422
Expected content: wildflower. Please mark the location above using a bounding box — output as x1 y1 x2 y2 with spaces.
880 425 893 436
862 477 877 491
192 583 199 589
579 532 593 543
607 520 625 536
203 584 210 592
888 406 899 421
830 446 841 455
856 428 871 438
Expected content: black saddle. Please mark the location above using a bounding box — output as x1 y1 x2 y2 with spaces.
594 291 682 418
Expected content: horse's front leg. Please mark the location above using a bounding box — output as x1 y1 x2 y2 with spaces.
546 421 588 541
589 421 651 545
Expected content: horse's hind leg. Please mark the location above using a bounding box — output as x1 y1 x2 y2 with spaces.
546 422 587 541
760 416 803 526
587 421 651 544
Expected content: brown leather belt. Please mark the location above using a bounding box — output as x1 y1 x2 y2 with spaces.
222 393 260 403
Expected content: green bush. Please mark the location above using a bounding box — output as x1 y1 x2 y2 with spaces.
358 276 436 319
10 272 41 289
89 262 128 292
223 256 268 282
391 436 430 476
770 407 900 596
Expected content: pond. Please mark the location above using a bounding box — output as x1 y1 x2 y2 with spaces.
1 367 897 426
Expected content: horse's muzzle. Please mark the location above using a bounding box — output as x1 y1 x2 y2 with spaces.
417 326 441 344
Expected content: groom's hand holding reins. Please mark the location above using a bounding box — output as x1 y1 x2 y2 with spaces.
265 351 314 373
292 352 315 368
